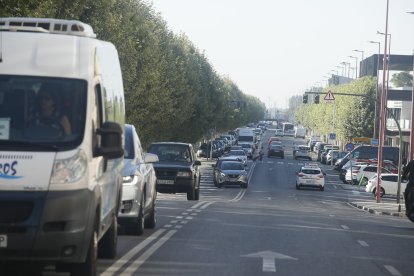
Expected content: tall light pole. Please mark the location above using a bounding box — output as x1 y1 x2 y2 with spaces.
341 62 351 78
349 56 358 79
377 31 391 101
368 40 381 140
353 49 364 77
407 12 414 160
376 0 390 203
336 65 345 76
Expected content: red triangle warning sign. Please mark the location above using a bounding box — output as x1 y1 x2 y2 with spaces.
324 90 335 101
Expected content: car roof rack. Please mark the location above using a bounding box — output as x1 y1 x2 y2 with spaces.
0 17 96 38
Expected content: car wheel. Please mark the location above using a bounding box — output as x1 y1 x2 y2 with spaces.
187 186 196 200
320 187 324 191
194 186 200 200
144 200 156 229
71 225 97 276
127 196 144 235
296 184 300 190
372 187 385 198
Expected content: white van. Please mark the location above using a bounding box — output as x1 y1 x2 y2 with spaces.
0 18 125 275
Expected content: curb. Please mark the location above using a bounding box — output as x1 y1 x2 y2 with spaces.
349 202 406 217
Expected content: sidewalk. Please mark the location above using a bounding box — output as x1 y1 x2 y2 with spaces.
349 201 406 217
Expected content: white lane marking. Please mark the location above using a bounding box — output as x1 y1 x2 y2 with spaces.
101 229 167 275
358 240 369 247
199 201 214 209
174 225 183 229
191 201 207 209
185 216 193 220
263 258 276 272
384 265 402 276
341 225 350 230
329 214 335 217
120 230 177 276
230 189 246 202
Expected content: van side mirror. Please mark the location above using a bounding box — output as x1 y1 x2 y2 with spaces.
96 122 124 159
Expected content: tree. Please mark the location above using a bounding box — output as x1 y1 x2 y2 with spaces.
390 71 412 88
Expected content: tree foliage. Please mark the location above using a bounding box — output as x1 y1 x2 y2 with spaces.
1 0 266 148
294 77 376 143
390 71 412 88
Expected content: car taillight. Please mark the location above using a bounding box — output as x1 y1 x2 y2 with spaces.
297 173 305 177
318 174 324 178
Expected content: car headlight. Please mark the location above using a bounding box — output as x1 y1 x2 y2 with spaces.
220 172 226 177
177 171 191 177
123 175 137 184
51 150 87 184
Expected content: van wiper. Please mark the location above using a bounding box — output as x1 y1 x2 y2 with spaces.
0 140 59 151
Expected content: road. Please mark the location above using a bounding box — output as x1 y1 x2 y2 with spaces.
19 130 414 275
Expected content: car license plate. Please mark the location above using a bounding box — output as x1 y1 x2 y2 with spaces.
0 235 7 248
230 178 238 182
157 179 174 185
305 180 313 184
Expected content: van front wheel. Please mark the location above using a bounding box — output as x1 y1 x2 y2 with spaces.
71 228 97 276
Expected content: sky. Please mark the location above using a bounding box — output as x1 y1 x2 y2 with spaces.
148 0 414 109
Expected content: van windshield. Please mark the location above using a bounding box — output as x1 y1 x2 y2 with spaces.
0 75 87 151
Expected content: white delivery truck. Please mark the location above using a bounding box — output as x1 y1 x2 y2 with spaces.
0 18 125 275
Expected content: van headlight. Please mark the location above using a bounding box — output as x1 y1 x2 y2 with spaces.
51 150 87 184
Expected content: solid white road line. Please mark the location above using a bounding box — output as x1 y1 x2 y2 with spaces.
101 229 167 275
120 230 177 276
341 225 350 230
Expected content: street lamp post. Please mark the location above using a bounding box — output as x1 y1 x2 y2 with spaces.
336 65 345 76
376 0 390 203
341 62 351 78
349 56 358 79
353 49 364 77
377 31 391 102
406 12 414 160
368 40 381 140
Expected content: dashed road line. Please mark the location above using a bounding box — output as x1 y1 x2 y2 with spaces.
384 265 402 276
358 240 369 247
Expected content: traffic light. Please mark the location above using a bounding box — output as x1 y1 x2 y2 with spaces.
314 94 320 104
302 94 308 104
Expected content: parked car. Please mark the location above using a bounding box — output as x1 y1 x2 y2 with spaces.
148 142 201 200
296 163 325 191
275 129 284 136
294 145 311 160
355 165 391 186
320 146 339 164
268 144 284 158
215 160 248 188
212 156 244 186
198 142 221 158
365 174 407 197
119 124 159 235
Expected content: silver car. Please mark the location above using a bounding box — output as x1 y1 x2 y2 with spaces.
119 124 159 235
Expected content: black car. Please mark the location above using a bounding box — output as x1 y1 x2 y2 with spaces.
148 142 201 200
268 144 284 158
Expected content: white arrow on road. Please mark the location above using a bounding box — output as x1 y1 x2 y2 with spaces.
242 250 297 272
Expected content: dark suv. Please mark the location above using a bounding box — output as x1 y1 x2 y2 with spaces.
148 142 201 200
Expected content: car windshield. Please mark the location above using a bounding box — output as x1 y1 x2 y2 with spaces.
0 75 87 151
302 169 321 174
229 150 245 156
148 144 192 162
221 162 244 170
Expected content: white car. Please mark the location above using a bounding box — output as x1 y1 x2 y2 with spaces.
365 174 407 197
355 165 390 186
294 145 311 160
296 163 325 191
119 124 159 235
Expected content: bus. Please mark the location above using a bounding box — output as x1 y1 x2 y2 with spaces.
282 122 295 136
